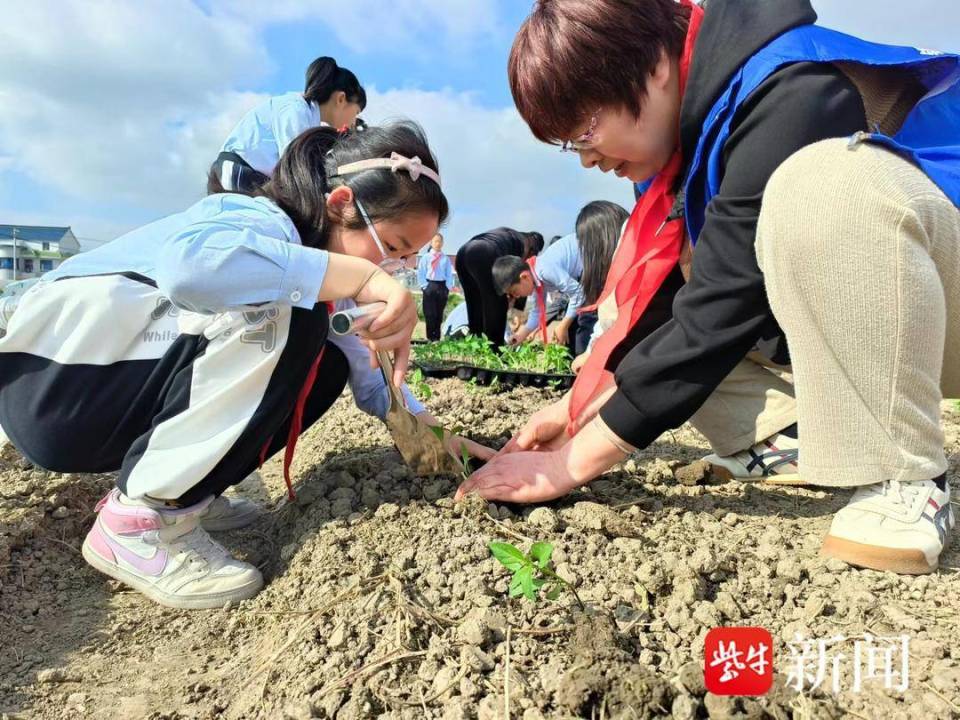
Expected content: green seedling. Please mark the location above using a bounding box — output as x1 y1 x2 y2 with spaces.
413 336 573 375
409 368 433 400
488 541 584 610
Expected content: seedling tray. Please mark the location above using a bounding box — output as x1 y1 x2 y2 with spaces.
413 360 462 379
456 364 575 389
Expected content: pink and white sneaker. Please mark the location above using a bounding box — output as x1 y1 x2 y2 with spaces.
81 489 263 609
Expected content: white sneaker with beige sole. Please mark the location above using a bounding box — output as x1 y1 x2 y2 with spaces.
821 477 954 574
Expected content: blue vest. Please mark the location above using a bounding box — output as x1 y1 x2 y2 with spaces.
685 24 960 245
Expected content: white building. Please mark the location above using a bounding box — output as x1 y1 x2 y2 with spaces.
0 225 81 287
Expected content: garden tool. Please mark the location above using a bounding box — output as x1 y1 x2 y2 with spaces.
375 349 466 477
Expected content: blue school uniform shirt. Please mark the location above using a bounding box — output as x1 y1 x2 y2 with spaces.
524 232 584 333
220 92 324 176
44 193 423 418
416 251 454 290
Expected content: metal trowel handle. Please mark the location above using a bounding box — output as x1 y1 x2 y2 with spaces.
375 349 406 410
330 302 387 336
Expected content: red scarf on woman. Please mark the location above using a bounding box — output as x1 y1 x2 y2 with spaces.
568 0 704 428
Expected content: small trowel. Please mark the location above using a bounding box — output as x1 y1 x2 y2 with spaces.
375 349 466 477
330 302 465 477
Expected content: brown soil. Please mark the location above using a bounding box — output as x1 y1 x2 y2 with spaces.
1 380 958 720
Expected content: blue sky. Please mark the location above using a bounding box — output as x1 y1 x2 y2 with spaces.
0 0 956 251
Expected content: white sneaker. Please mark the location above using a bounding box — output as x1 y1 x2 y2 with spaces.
821 477 954 575
704 428 802 485
198 493 262 532
82 489 263 609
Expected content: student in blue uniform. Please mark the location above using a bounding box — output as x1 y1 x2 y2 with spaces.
462 0 960 576
417 233 455 341
492 200 625 358
210 56 366 193
0 122 492 609
455 228 544 350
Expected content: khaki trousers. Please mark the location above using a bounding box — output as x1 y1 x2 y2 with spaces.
691 138 959 487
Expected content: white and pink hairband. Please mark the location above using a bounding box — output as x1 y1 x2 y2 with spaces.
333 152 442 187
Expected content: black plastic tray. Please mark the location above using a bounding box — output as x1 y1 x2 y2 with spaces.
412 360 462 379
455 364 574 389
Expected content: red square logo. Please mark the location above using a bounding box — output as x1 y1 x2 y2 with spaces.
704 627 774 696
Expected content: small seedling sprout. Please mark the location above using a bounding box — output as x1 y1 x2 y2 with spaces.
488 541 584 610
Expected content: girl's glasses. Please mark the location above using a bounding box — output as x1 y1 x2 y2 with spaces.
355 199 408 276
561 108 601 153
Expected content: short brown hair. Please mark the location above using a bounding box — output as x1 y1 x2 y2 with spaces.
508 0 691 144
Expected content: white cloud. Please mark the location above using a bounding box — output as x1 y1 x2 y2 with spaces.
210 0 503 58
0 1 270 213
0 0 630 248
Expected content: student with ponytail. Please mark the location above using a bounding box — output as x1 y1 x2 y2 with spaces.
0 121 492 609
211 56 367 193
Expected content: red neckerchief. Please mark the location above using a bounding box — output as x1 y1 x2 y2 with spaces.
568 0 704 429
526 256 549 344
430 251 442 277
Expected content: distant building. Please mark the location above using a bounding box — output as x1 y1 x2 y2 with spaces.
0 225 81 286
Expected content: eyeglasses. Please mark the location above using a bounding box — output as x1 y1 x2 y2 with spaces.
355 198 408 276
561 108 601 153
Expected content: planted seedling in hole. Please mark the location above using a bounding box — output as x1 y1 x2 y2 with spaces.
489 541 584 610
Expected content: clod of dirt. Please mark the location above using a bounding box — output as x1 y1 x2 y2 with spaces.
674 459 712 486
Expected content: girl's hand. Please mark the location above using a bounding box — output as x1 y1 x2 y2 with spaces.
571 351 589 374
354 270 417 386
448 435 497 464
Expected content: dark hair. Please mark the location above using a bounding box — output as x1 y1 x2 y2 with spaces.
508 0 690 144
492 256 529 296
211 121 447 250
304 56 367 110
575 200 628 304
523 231 544 258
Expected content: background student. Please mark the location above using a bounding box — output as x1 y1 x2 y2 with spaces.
210 56 366 193
417 233 455 341
454 227 543 350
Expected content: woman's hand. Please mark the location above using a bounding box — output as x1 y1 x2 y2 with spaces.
455 418 630 503
499 394 571 455
454 448 580 503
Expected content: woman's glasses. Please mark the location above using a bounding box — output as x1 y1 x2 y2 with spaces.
560 108 601 153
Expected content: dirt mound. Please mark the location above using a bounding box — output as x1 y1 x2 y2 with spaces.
1 382 959 719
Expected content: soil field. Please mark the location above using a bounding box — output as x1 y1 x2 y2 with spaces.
1 378 958 719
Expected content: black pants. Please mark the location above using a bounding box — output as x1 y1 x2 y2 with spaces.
422 280 449 342
0 282 349 506
456 239 510 350
570 310 598 358
209 151 270 193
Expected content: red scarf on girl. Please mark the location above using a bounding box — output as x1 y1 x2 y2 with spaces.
568 0 704 428
526 256 549 343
